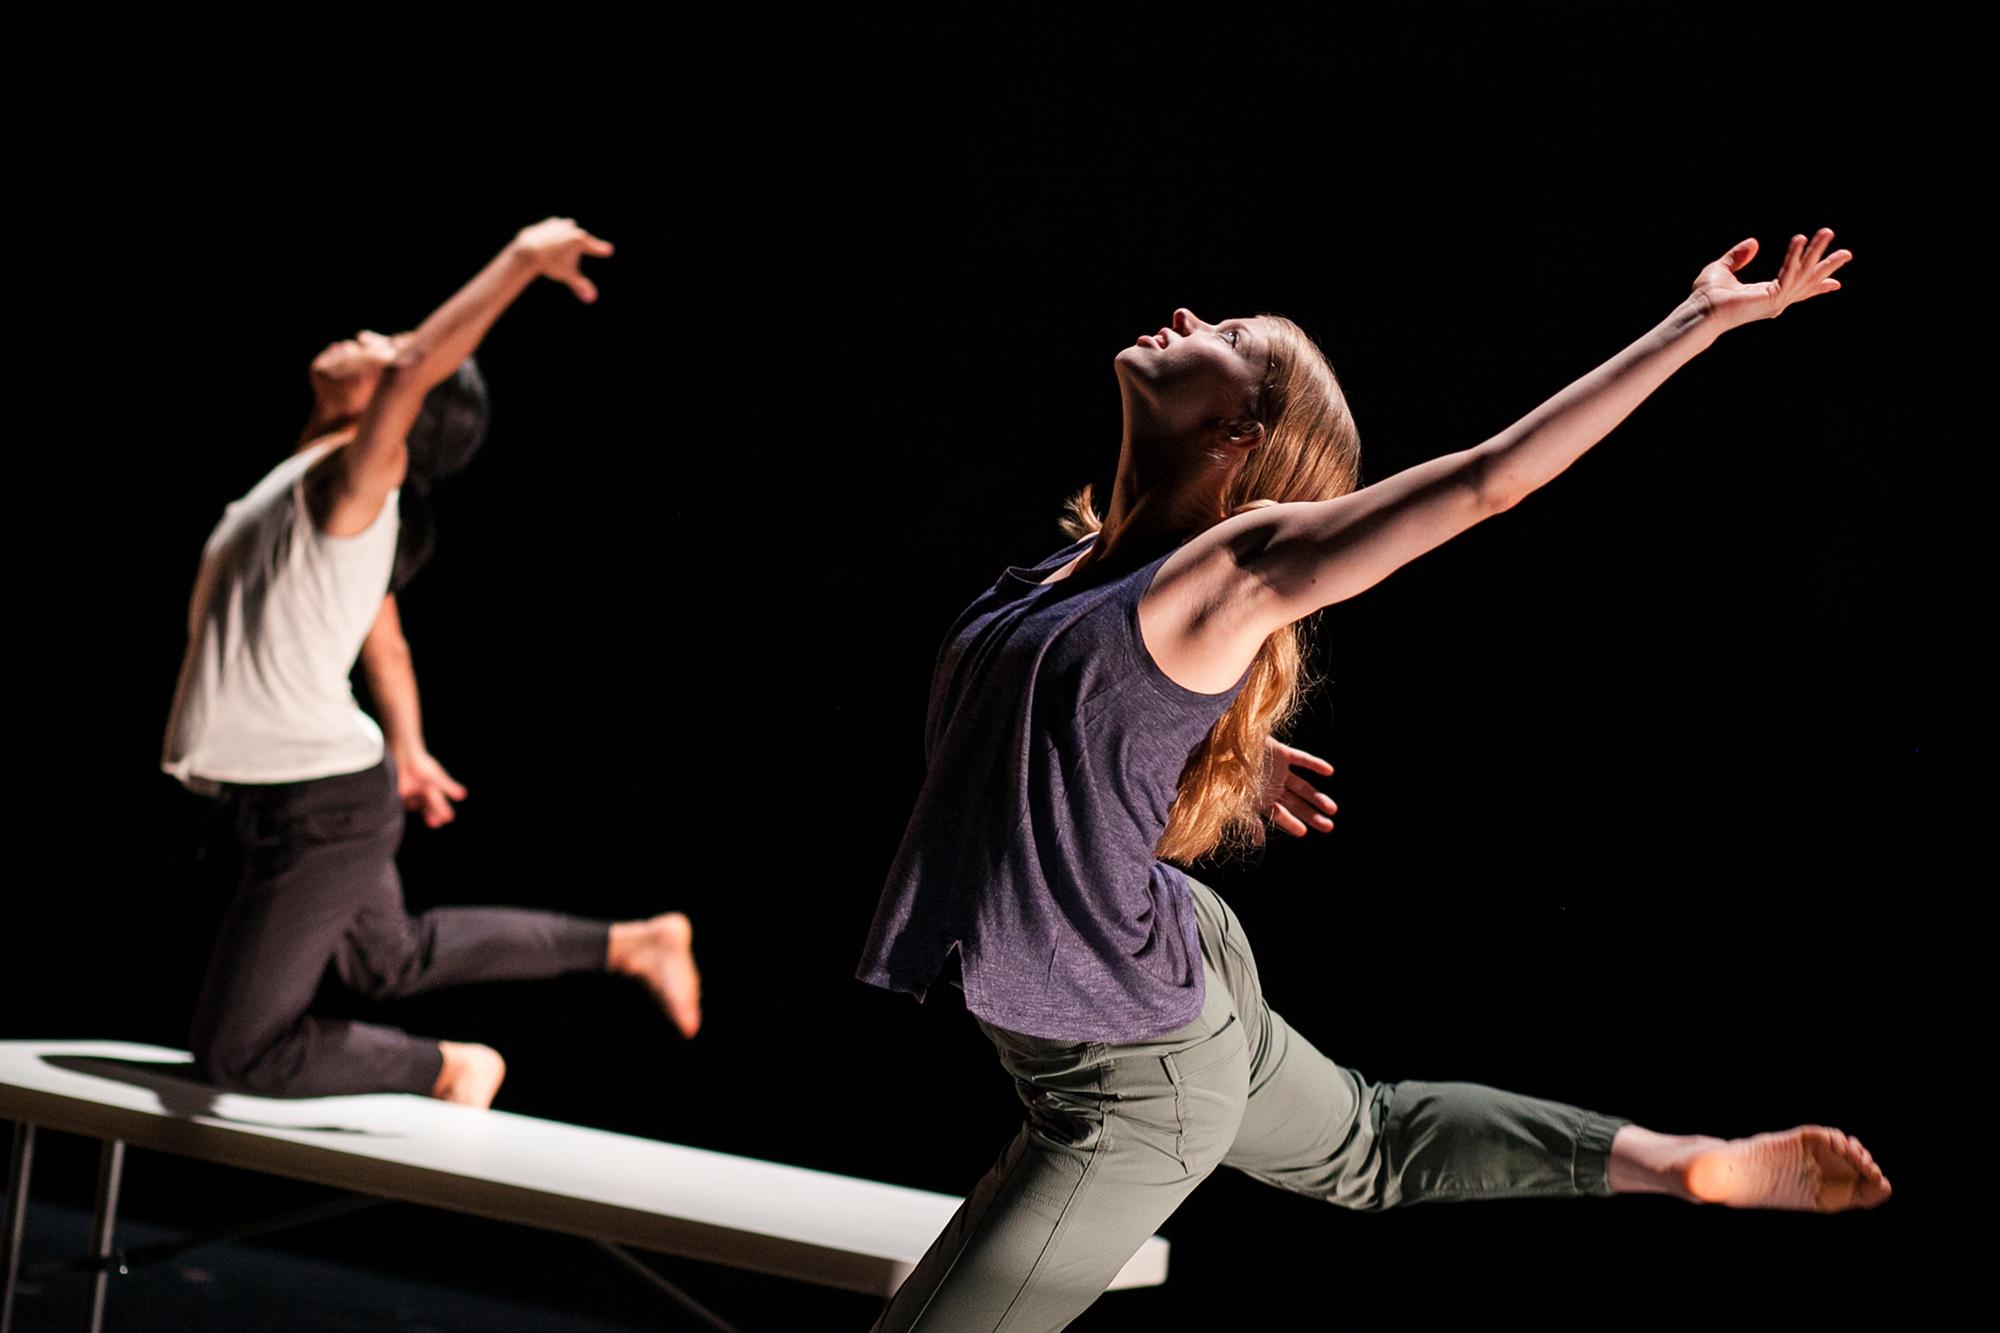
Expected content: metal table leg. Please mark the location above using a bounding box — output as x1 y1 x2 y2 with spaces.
595 1241 740 1333
85 1139 123 1333
3 1122 33 1333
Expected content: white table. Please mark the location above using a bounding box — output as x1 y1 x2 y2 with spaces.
0 1040 1168 1331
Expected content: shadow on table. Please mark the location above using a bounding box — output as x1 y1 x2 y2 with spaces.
42 1056 397 1136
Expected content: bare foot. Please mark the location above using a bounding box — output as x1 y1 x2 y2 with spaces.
432 1041 506 1109
608 912 703 1038
1683 1125 1892 1212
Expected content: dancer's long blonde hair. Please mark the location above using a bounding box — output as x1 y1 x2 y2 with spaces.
1059 315 1362 866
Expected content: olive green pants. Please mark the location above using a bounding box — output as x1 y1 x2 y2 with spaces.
874 876 1632 1332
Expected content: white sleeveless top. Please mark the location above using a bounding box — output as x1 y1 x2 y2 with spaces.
162 442 400 789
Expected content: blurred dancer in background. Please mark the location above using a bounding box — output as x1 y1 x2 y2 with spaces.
164 218 701 1107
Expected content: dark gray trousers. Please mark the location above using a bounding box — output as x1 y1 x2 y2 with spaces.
875 875 1633 1332
187 756 611 1098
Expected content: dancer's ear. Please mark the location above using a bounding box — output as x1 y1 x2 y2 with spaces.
1215 416 1265 452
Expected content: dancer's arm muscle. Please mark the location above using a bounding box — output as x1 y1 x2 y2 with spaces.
1231 230 1851 635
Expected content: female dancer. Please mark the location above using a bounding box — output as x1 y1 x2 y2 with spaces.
165 218 701 1106
857 227 1889 1330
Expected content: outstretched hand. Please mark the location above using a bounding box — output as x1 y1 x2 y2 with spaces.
514 217 615 303
1692 227 1852 332
1262 738 1337 838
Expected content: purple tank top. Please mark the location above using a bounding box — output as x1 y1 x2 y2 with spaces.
855 529 1250 1041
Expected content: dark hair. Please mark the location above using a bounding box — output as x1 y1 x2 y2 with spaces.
391 357 490 592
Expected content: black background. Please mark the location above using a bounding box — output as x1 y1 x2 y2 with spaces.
7 9 1979 1329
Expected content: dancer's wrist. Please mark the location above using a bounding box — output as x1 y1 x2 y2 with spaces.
387 736 429 763
1662 294 1727 351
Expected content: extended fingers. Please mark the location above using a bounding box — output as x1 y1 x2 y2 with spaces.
1284 770 1337 809
1788 228 1851 303
423 788 456 828
558 233 609 302
1782 231 1809 277
1265 739 1336 835
1278 788 1336 832
1271 739 1334 775
1788 228 1843 277
1813 244 1853 283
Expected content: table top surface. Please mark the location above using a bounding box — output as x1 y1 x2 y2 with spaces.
0 1039 1168 1295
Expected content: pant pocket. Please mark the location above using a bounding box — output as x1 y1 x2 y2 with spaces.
984 1027 1110 1153
1159 1014 1248 1174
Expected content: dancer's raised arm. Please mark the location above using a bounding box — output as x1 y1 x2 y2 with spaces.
315 217 613 535
1231 229 1850 633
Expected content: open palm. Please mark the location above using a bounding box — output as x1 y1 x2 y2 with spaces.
1262 738 1337 838
1692 227 1852 331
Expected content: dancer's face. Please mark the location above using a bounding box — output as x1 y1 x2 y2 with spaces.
1114 308 1272 436
309 330 412 420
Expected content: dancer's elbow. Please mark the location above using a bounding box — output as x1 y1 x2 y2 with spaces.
1467 449 1529 515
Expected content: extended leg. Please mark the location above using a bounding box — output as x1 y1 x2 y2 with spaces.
1180 872 1629 1207
1224 1008 1628 1207
337 864 611 1000
1181 873 1890 1214
338 871 700 1038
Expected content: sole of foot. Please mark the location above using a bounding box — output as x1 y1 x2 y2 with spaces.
1684 1125 1892 1212
622 911 703 1039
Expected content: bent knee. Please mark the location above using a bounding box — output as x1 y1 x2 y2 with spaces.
193 1035 298 1098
